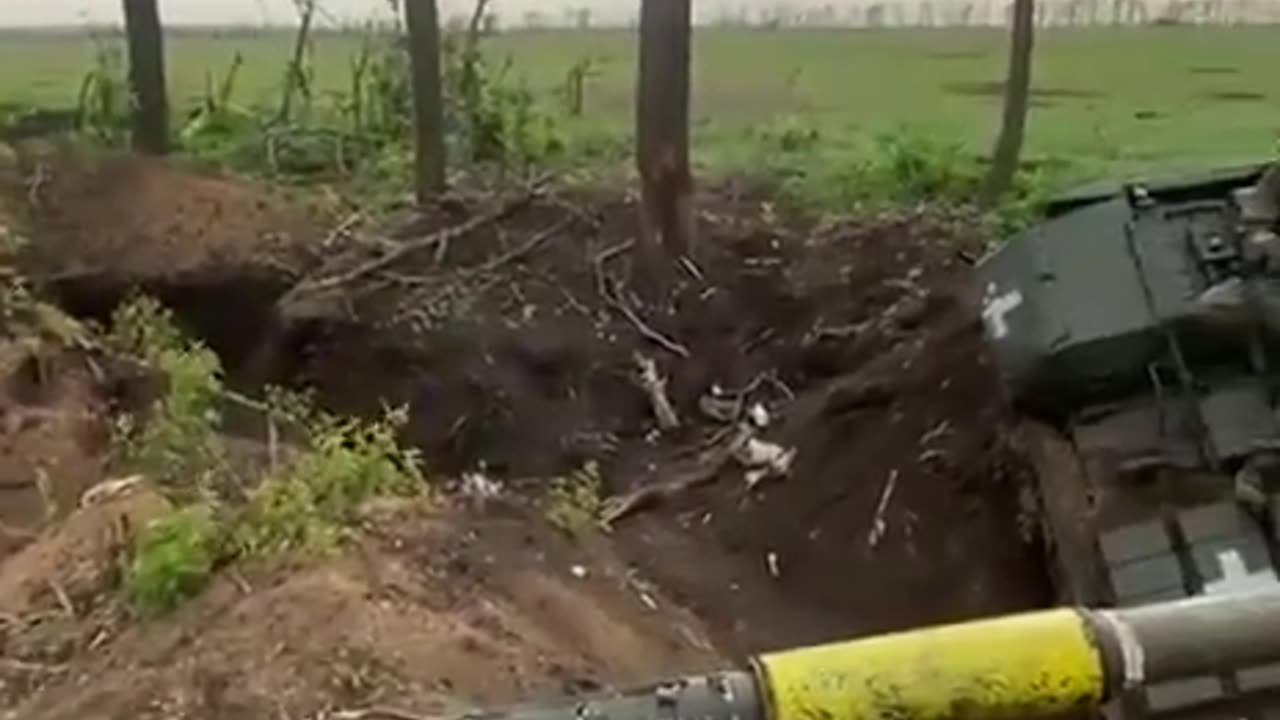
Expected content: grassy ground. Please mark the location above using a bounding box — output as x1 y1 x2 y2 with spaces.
1 25 1276 185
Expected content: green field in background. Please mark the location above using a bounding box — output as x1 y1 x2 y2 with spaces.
1 25 1276 184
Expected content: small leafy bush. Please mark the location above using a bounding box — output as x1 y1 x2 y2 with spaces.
107 296 226 489
125 503 222 615
234 404 425 556
543 460 604 535
109 296 428 615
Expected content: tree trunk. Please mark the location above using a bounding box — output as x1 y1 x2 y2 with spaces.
121 0 168 154
980 0 1035 209
404 0 447 201
636 0 694 264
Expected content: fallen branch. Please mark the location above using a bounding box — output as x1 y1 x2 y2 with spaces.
866 469 899 550
592 240 689 358
80 475 145 508
323 211 364 248
634 352 680 431
592 238 635 298
0 658 68 675
466 216 573 277
609 291 690 358
592 238 635 275
601 427 748 524
331 707 440 720
47 579 76 618
289 183 546 301
229 569 254 596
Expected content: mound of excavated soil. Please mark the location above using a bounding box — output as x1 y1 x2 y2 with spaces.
5 499 722 720
0 150 1051 717
6 141 324 372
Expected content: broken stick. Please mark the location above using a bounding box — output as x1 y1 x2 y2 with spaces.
331 708 439 720
600 426 749 524
634 352 680 431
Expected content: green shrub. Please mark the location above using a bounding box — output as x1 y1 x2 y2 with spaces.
106 296 226 488
543 460 604 535
106 296 429 614
125 503 222 615
234 404 425 556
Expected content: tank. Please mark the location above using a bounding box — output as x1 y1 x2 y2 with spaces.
975 159 1280 719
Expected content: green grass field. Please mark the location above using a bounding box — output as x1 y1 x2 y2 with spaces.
1 25 1277 188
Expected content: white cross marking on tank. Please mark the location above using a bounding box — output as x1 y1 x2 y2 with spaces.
980 283 1024 340
1203 548 1279 596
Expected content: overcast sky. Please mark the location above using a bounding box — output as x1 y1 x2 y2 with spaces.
0 1 851 27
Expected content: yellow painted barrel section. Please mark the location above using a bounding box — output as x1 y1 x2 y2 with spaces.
754 608 1105 720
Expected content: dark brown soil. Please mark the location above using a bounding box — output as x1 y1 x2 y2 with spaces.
262 193 1052 653
0 146 1052 716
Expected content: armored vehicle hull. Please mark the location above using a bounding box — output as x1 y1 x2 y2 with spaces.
977 160 1280 719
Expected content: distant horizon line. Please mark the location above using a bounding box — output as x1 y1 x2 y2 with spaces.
3 19 1278 31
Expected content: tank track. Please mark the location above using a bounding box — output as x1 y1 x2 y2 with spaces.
1022 421 1280 719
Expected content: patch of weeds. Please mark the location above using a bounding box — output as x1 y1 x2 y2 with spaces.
746 122 1071 236
543 460 604 535
856 128 983 204
106 295 226 490
125 503 222 615
122 399 426 615
74 29 130 145
751 125 983 214
985 165 1058 238
234 402 425 556
106 296 429 614
747 114 823 156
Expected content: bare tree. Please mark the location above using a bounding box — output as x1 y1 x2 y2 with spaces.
277 0 315 124
636 0 695 264
404 0 447 200
919 1 937 26
981 0 1035 207
121 0 168 154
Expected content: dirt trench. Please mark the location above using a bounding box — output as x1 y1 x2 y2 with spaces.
0 146 1052 718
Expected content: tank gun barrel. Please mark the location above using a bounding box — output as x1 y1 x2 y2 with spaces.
455 592 1280 720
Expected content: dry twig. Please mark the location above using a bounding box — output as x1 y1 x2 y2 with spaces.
609 290 690 358
866 469 899 550
466 216 572 276
48 578 76 618
323 212 364 248
592 239 689 357
290 183 547 301
0 657 68 674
